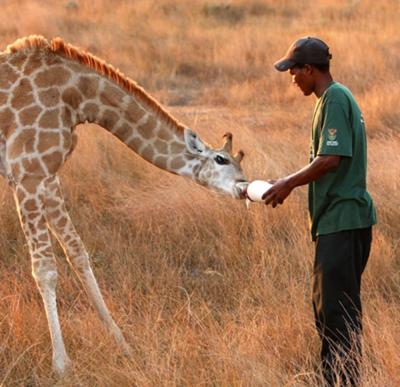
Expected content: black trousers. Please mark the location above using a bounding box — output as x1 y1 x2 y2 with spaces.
313 227 372 386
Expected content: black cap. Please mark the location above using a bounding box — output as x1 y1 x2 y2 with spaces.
274 37 332 72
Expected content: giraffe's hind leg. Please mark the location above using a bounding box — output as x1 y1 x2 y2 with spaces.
43 176 132 355
13 177 71 375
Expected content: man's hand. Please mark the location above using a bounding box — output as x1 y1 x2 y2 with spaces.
262 177 294 208
261 155 341 208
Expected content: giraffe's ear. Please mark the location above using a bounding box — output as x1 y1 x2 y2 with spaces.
184 128 206 154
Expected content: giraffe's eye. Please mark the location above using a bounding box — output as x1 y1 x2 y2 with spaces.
214 155 229 165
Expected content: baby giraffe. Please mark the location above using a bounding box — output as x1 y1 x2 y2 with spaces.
0 36 247 375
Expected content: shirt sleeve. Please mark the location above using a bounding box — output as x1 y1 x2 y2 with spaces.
317 101 353 157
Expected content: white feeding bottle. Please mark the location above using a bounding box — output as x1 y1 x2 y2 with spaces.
246 180 273 202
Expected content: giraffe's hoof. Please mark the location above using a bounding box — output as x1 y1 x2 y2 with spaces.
111 324 133 357
52 354 72 377
119 339 133 357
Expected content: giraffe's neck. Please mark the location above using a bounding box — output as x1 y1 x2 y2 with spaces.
75 74 190 174
0 38 203 183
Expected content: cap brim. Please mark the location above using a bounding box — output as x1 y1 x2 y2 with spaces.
274 57 296 72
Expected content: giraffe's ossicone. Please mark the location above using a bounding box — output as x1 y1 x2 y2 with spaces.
0 35 248 375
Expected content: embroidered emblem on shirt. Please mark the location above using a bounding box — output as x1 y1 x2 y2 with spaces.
326 128 338 146
328 128 337 140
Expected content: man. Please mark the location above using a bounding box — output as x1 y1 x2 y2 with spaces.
263 37 377 385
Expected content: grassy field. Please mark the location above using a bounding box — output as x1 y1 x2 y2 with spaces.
0 0 399 385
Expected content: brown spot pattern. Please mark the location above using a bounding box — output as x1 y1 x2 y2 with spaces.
114 124 132 141
23 52 43 76
9 52 28 68
62 130 72 151
57 217 67 229
22 157 45 175
154 155 168 170
170 141 184 154
25 199 38 211
39 233 48 241
127 136 143 151
9 128 36 158
78 76 99 99
0 63 19 89
0 108 15 137
21 177 43 193
99 110 119 130
100 84 124 107
39 87 60 107
37 132 60 153
170 157 185 170
39 109 59 129
28 222 36 235
11 78 35 110
42 151 63 174
62 87 83 110
35 66 71 88
141 145 154 161
11 162 21 178
46 209 61 220
45 198 59 208
137 115 157 139
19 106 42 126
158 128 172 141
28 211 40 220
24 135 35 153
82 102 99 122
61 107 73 127
154 139 168 155
124 101 146 123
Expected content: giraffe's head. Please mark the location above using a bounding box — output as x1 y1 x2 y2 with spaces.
184 129 248 199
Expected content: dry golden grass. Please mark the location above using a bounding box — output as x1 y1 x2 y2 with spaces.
0 0 399 385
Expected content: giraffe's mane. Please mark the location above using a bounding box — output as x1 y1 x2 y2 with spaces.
4 35 50 53
5 35 184 132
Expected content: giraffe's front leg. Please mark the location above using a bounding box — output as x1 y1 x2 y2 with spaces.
14 180 71 375
44 177 132 356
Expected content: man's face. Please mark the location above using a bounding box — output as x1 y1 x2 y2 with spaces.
289 64 315 96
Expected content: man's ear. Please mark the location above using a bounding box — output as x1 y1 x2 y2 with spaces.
184 128 206 154
304 64 313 74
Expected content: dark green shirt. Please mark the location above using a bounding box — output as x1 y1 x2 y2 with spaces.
308 82 376 240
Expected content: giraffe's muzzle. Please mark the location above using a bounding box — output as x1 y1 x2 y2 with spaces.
235 181 249 199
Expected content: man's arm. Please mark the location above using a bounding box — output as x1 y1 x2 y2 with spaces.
262 155 341 207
